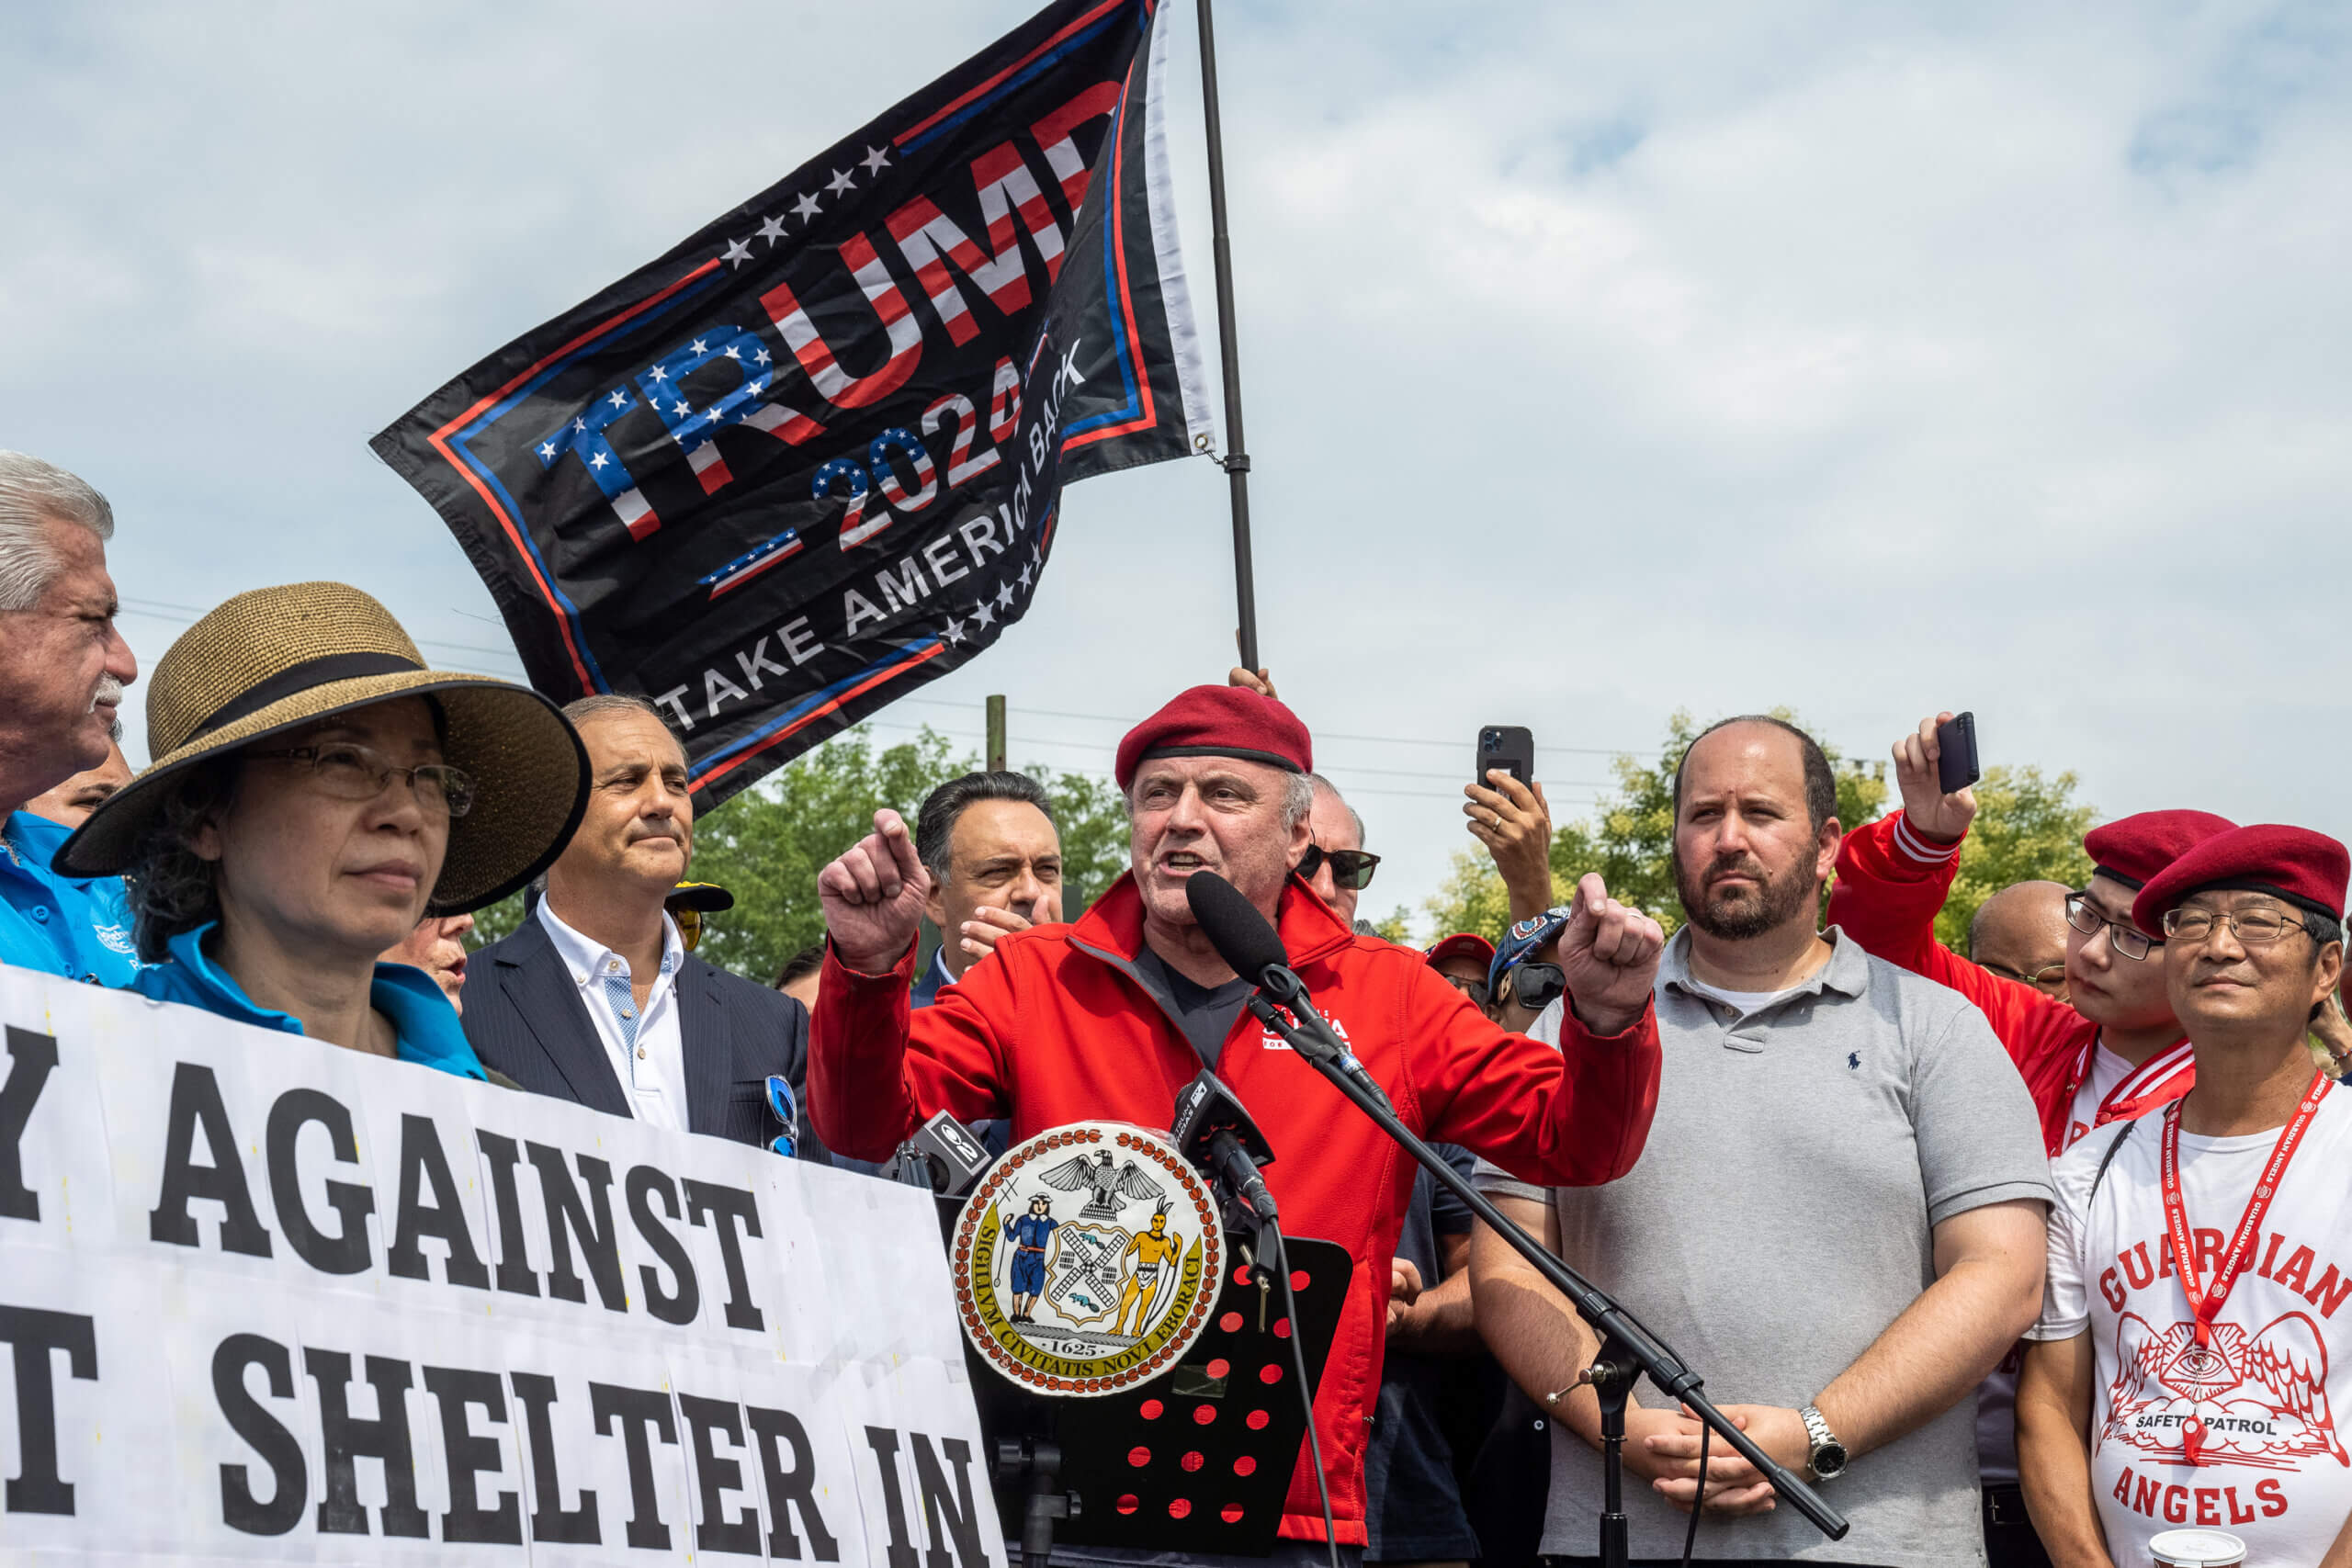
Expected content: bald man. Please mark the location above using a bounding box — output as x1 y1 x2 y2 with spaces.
1967 880 2070 1002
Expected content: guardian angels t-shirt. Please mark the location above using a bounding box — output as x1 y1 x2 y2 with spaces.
2030 1085 2352 1568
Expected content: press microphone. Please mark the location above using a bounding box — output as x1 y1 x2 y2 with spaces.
1185 872 1391 1110
887 1111 993 1197
1171 1070 1279 1223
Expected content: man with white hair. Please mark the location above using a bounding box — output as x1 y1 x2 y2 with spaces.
0 451 141 983
811 683 1666 1557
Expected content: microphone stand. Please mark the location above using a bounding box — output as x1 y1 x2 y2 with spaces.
1244 994 1849 1564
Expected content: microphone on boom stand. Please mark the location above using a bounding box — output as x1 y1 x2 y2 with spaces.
1176 870 1849 1567
1183 872 1392 1112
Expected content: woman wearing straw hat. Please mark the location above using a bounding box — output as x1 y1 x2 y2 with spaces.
53 582 588 1078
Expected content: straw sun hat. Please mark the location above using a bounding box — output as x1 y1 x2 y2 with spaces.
56 581 590 913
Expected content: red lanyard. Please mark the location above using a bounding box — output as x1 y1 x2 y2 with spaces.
2160 1069 2331 1348
2160 1070 2331 1466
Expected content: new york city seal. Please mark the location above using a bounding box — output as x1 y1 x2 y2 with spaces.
951 1122 1223 1397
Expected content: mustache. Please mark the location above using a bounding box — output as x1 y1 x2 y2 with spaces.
1703 853 1770 884
88 675 123 713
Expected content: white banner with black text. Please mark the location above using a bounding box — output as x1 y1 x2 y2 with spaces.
0 964 1003 1565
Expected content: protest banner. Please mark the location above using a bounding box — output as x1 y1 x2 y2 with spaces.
372 0 1211 810
0 964 1003 1564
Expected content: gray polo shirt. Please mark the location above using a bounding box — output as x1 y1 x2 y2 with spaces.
1478 926 2052 1566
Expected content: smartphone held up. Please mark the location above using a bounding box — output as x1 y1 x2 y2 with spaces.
1936 712 1981 795
1476 726 1534 790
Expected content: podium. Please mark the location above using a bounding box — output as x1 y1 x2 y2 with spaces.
941 1199 1352 1556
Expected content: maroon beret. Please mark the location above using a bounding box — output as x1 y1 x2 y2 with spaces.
1114 685 1312 789
2132 824 2351 935
2083 809 2237 891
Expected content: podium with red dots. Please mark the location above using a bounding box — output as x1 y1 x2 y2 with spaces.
949 1207 1353 1557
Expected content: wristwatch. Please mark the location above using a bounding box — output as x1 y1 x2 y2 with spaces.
1798 1404 1849 1481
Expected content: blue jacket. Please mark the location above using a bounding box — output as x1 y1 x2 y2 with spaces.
1 810 141 987
131 924 486 1081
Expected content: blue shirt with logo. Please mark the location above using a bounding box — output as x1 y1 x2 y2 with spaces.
130 923 487 1081
0 809 141 987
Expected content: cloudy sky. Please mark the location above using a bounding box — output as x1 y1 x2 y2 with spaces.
6 0 2346 931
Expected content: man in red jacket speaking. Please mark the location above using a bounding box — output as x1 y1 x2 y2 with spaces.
809 684 1665 1558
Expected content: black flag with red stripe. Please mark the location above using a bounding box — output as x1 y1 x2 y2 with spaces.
373 0 1206 807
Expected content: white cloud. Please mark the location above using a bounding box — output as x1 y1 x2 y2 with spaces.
4 0 2346 928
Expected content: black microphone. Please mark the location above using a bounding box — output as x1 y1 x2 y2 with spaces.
887 1111 993 1197
1171 1070 1279 1223
1185 872 1391 1109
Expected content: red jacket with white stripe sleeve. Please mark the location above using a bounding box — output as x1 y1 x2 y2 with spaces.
1826 811 2191 1157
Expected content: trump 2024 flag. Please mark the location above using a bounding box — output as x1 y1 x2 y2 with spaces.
373 0 1209 807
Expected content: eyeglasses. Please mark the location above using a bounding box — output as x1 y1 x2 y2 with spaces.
2064 892 2160 962
1438 973 1491 1007
765 1075 797 1158
1982 961 2068 991
2160 906 2320 946
673 906 706 953
247 742 475 819
1299 842 1381 891
1504 962 1566 1013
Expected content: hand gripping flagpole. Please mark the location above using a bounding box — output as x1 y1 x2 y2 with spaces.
1194 0 1261 672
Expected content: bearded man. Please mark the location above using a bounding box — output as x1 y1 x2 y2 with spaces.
1472 714 2054 1566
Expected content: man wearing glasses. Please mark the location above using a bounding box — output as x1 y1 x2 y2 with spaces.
1827 712 2236 1567
1302 772 1381 926
1972 880 2074 1003
2020 825 2352 1568
1831 714 2234 1158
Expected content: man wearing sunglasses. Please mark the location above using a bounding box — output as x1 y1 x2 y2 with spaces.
1488 912 1573 1033
1474 714 2052 1568
1826 713 2237 1566
1302 773 1381 925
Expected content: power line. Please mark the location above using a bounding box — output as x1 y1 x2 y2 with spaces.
117 594 1668 765
118 598 527 671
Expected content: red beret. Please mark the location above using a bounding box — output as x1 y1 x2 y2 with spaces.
1426 932 1497 971
1114 685 1312 789
2132 824 2351 936
2083 809 2237 891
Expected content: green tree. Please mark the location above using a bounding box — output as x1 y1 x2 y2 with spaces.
470 724 1136 986
1932 765 2097 953
1423 709 1888 941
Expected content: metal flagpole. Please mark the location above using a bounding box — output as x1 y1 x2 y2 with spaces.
1194 0 1261 672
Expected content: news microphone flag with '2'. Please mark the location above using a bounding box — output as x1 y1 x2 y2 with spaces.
372 0 1209 808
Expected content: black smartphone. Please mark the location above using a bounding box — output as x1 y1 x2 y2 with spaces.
1476 726 1535 790
1937 712 1980 795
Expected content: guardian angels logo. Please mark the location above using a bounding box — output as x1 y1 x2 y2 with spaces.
951 1123 1221 1397
2104 1311 2350 1469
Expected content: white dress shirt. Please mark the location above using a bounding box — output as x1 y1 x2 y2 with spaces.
536 898 688 1132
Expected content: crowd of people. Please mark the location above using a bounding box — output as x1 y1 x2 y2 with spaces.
6 445 2352 1568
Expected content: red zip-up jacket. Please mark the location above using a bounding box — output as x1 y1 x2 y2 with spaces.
810 871 1662 1545
1826 812 2192 1157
